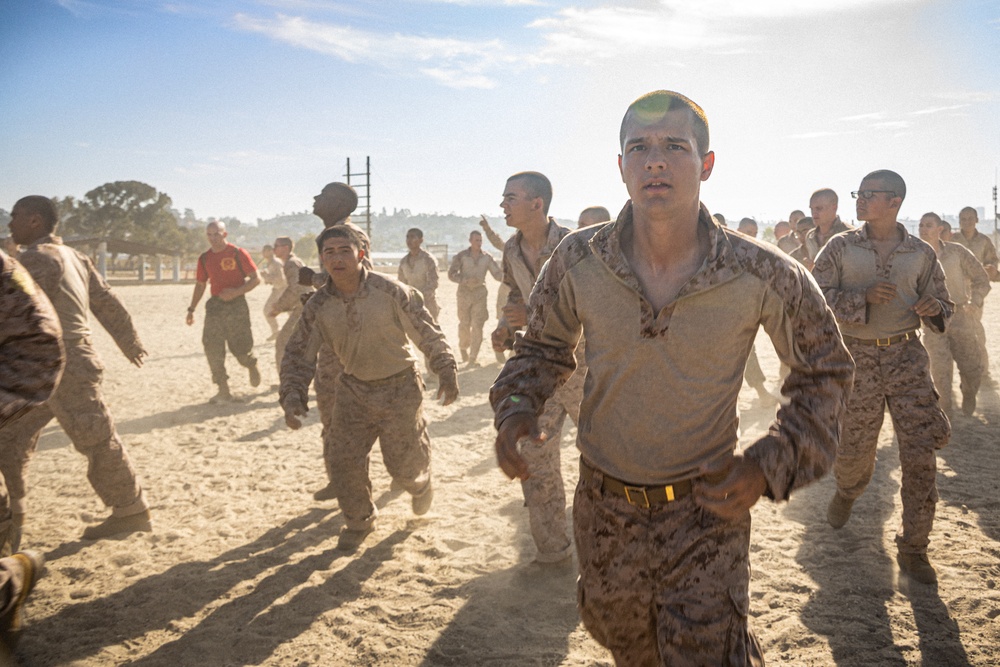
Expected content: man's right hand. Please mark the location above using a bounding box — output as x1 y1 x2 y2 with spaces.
185 311 195 326
502 303 528 328
479 215 492 232
283 399 308 430
866 281 897 304
494 412 542 481
298 266 316 286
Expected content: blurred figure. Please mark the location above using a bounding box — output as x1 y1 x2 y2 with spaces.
186 221 261 402
712 212 727 227
939 219 953 242
397 228 440 320
951 206 999 382
774 220 798 254
5 196 152 542
805 188 852 261
789 216 816 268
259 244 286 341
789 209 806 228
918 212 989 415
448 230 501 366
737 217 758 238
268 237 310 371
578 206 611 228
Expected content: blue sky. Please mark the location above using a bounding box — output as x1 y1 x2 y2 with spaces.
2 0 999 228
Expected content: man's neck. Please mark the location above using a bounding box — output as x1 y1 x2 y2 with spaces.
518 216 550 251
469 247 483 257
209 243 229 253
962 228 977 240
631 203 703 265
817 217 837 235
332 272 362 297
865 218 900 242
408 248 421 257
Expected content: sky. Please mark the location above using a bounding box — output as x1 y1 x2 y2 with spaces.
2 0 999 228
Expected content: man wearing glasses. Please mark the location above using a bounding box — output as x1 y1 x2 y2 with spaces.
813 171 952 584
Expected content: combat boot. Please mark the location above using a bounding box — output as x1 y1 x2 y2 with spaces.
961 392 976 416
827 492 854 529
0 551 44 653
81 509 152 541
248 361 261 388
897 551 937 584
337 522 375 552
210 381 234 404
411 479 434 516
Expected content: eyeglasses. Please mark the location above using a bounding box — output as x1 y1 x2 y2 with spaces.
851 190 896 200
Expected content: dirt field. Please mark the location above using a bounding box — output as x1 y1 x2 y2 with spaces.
11 270 1000 666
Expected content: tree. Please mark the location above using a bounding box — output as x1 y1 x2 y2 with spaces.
61 181 180 251
294 234 318 264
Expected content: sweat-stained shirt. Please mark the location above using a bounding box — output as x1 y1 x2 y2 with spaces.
812 222 954 340
936 241 990 309
951 229 999 280
490 203 855 498
279 268 455 408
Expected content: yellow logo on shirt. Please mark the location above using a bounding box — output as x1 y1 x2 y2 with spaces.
221 258 237 271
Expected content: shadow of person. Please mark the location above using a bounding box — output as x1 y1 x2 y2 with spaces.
24 494 411 665
419 557 583 666
784 431 906 665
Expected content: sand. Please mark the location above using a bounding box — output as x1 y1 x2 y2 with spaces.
11 272 1000 666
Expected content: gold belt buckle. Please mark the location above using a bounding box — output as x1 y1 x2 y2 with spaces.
876 337 891 346
624 485 650 508
664 484 676 502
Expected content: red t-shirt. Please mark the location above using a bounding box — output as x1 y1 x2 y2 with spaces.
197 244 257 296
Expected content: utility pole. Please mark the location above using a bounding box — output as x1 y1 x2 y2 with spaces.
345 157 372 240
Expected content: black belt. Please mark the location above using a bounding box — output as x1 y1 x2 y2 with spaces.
580 458 693 508
842 330 919 347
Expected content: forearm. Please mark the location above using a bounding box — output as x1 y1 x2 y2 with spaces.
189 282 207 309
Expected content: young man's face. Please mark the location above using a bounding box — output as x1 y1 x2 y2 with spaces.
618 107 713 217
809 195 837 228
321 236 363 281
8 204 41 246
918 215 942 244
406 233 422 251
500 179 538 229
959 209 978 234
273 242 292 260
855 179 898 223
470 232 483 251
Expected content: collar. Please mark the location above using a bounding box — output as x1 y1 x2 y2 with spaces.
512 218 564 265
856 222 921 252
27 234 60 248
324 266 370 299
589 201 742 300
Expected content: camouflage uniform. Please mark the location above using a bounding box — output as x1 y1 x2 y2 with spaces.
448 248 501 363
492 204 853 663
280 269 455 528
260 256 286 337
0 237 148 519
951 229 999 376
273 252 309 370
922 242 990 413
495 219 586 561
813 223 952 555
397 249 440 320
481 223 511 319
0 250 64 554
202 297 255 385
804 217 853 263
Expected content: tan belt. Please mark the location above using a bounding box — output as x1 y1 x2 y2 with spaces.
580 458 693 508
842 330 919 347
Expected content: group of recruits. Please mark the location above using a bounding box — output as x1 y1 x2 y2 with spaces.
2 88 999 665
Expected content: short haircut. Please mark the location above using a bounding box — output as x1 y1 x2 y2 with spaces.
921 212 943 225
406 228 423 238
620 90 710 156
206 220 226 232
316 225 362 253
15 195 58 233
274 236 293 248
262 244 273 251
863 170 906 201
579 206 611 223
738 217 757 229
941 220 952 232
469 230 482 239
810 188 838 205
712 213 726 225
796 216 816 231
507 171 553 215
959 206 977 218
774 221 791 233
790 209 805 219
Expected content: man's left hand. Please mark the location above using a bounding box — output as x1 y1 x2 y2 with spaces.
912 295 943 317
502 303 529 328
694 454 767 520
218 287 241 302
437 368 460 406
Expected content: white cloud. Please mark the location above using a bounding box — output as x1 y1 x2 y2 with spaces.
839 112 885 122
907 104 970 115
871 120 911 129
233 13 511 88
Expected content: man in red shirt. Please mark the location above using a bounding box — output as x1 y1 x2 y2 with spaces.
186 221 261 402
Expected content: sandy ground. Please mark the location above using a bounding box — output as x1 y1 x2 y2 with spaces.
10 271 1000 666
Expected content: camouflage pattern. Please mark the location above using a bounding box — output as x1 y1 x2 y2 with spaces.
834 337 950 553
924 309 982 413
804 217 853 262
327 369 431 530
202 296 256 385
397 249 440 320
316 346 344 478
260 257 286 337
480 224 511 319
0 250 64 429
574 467 763 666
3 237 147 517
951 230 998 376
273 253 310 370
448 248 501 362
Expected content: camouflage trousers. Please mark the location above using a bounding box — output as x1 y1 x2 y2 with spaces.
274 305 302 371
423 289 440 322
519 369 585 559
574 462 764 666
834 337 950 554
971 305 990 376
202 296 257 386
0 337 146 516
316 344 344 480
923 308 983 413
327 368 431 530
456 285 489 362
